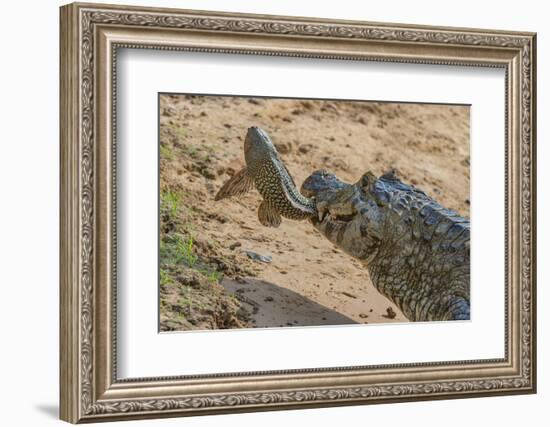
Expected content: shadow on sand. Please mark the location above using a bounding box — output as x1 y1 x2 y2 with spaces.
222 278 357 328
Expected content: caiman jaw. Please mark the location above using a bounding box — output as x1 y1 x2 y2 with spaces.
314 199 357 224
301 169 354 224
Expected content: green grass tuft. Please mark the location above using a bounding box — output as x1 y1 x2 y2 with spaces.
177 236 198 267
206 270 222 284
161 189 180 219
160 269 175 286
160 234 198 267
160 144 174 161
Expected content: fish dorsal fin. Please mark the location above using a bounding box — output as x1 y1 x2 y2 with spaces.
214 167 254 200
258 200 282 227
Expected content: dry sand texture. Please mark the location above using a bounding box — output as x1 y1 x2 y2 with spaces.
159 94 470 332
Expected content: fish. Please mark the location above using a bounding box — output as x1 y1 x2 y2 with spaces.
215 127 316 227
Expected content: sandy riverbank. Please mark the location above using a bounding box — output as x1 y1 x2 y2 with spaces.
159 94 469 331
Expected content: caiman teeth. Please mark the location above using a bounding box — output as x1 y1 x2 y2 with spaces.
321 211 330 222
316 207 334 223
316 201 329 222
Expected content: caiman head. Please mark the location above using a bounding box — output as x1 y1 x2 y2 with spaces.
301 169 386 263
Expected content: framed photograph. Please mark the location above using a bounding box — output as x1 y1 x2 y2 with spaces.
60 2 536 423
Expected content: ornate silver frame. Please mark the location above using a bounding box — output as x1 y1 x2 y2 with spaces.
60 2 537 423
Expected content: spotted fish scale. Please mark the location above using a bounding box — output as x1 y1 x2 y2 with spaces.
215 127 316 227
255 161 315 220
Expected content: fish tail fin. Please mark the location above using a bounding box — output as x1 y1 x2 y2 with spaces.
214 167 254 200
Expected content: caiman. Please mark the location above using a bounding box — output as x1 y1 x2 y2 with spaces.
301 169 470 322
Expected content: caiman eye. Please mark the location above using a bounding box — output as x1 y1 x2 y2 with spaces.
360 171 377 189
